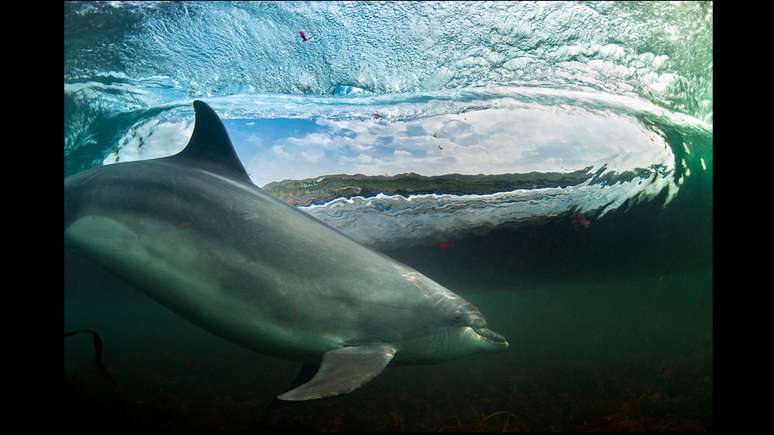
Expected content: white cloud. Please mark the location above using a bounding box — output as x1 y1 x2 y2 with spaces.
245 134 263 146
284 132 336 150
272 145 291 158
243 105 672 186
301 148 325 162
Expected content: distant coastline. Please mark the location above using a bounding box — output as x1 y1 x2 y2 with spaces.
263 168 595 206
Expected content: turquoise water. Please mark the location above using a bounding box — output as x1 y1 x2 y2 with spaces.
65 1 712 431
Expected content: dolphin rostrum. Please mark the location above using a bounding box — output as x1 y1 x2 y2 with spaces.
64 101 509 401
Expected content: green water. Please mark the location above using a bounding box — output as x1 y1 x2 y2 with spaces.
65 272 711 431
65 140 712 430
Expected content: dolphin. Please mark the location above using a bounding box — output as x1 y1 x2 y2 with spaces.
64 101 509 401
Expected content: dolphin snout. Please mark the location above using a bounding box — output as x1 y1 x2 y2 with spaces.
474 327 509 349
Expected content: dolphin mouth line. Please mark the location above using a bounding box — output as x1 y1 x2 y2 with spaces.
474 327 509 347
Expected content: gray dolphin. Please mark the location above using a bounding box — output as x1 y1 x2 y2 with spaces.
64 101 509 401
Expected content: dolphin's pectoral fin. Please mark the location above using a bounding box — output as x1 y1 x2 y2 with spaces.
266 363 320 410
277 344 397 401
288 362 320 390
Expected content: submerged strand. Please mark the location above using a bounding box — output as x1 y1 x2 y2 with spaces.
64 329 118 388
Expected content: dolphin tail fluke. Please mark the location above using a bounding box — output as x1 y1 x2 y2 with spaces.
276 344 397 401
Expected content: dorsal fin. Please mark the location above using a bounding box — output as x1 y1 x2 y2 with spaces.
170 100 251 183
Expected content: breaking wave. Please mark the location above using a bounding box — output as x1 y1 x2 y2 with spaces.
64 1 712 246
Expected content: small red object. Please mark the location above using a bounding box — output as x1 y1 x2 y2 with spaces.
299 31 308 42
575 213 591 228
660 366 668 377
372 112 382 120
435 240 455 250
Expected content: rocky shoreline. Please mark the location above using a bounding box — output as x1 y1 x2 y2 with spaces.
263 168 594 206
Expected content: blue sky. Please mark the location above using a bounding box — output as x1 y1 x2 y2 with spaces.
104 107 672 187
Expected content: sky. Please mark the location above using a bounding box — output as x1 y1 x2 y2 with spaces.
104 107 671 187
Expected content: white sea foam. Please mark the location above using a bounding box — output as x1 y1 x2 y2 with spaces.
300 171 677 248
